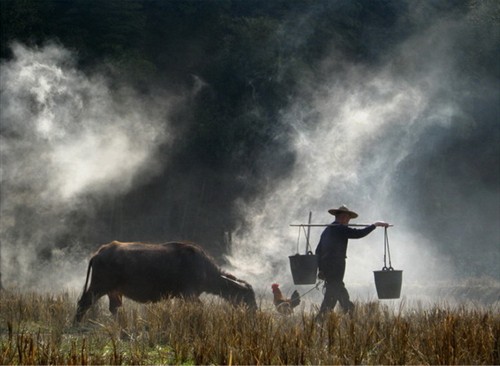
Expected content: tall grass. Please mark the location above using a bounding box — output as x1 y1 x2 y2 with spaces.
0 290 498 365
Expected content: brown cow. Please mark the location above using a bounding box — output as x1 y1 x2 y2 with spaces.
75 241 257 322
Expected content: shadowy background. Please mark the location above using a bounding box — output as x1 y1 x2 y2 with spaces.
0 0 498 289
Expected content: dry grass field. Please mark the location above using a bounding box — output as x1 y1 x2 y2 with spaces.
0 289 498 365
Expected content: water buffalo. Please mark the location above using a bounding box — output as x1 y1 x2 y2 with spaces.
75 241 257 322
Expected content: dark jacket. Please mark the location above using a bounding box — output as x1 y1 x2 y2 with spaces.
315 221 375 272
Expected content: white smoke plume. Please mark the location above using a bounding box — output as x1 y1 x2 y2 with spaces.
226 3 498 304
0 43 177 289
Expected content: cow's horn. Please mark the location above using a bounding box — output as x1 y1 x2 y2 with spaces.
221 275 251 289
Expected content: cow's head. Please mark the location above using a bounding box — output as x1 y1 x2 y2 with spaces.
220 275 258 310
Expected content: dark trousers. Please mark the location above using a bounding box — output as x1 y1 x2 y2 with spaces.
318 259 354 316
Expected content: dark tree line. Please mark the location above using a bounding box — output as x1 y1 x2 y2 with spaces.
1 0 498 276
1 0 412 256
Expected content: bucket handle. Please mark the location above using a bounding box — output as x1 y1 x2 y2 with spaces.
296 212 314 255
382 227 393 269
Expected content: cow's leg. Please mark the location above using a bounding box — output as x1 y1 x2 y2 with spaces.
75 288 105 323
108 291 123 316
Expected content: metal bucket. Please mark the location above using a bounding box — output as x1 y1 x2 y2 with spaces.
289 252 317 285
373 268 402 299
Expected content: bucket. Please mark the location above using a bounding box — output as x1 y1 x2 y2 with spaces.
373 267 403 299
289 252 317 285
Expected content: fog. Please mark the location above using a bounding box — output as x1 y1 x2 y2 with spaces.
226 63 455 298
0 43 178 289
0 2 498 306
226 2 499 302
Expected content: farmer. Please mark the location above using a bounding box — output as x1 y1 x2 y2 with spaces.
315 205 389 318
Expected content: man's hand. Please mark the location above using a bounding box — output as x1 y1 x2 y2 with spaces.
374 221 390 228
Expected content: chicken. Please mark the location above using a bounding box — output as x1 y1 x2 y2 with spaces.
271 283 301 314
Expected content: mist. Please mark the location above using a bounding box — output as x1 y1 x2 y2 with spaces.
226 1 499 303
0 1 498 306
0 43 177 289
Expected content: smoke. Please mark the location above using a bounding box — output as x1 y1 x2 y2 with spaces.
226 1 499 302
0 43 177 289
226 66 446 288
0 2 497 307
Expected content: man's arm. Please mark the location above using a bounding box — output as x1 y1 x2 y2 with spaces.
345 221 390 239
315 241 323 267
345 224 376 239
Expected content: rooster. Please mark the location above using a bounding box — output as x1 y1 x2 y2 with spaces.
271 283 301 314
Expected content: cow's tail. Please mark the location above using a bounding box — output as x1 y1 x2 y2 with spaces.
79 257 94 298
